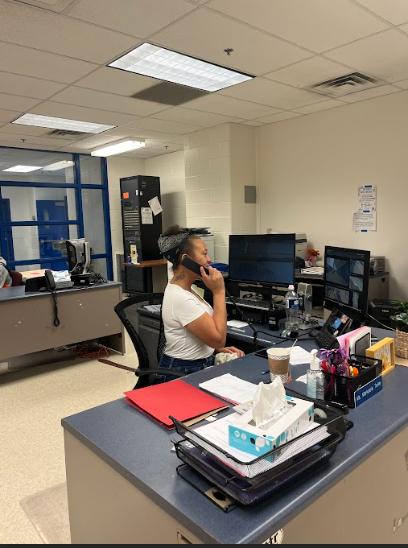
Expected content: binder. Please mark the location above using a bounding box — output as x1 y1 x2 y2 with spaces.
124 380 229 430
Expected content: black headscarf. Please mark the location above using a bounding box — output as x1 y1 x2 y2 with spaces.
158 228 210 264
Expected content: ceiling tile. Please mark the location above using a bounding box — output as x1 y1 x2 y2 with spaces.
0 131 78 147
13 0 77 13
255 111 304 124
0 71 66 100
179 94 282 119
265 56 353 88
0 1 138 64
207 0 388 53
325 30 408 83
64 133 128 151
0 42 97 84
339 84 401 103
75 68 157 96
50 87 171 117
0 123 52 137
293 99 345 114
394 79 408 90
31 102 140 127
152 9 312 76
0 140 53 151
126 118 203 135
147 143 184 153
66 0 196 38
0 93 41 112
106 127 186 143
242 120 264 126
220 78 325 109
0 109 21 123
152 106 244 127
355 0 408 25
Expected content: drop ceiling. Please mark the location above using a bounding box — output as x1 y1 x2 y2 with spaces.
0 0 408 158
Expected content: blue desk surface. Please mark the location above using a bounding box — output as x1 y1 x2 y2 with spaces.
0 282 122 303
62 331 408 544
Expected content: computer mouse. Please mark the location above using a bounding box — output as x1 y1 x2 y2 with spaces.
289 330 299 339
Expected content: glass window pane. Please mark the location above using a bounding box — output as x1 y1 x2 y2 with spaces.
82 189 106 255
0 149 75 184
11 225 78 270
1 187 77 222
90 258 107 280
79 155 103 185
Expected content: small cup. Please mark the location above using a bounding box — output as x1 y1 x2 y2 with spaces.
267 347 292 384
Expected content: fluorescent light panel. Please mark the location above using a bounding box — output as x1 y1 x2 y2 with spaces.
109 43 253 92
91 140 145 157
4 165 42 173
43 161 75 172
12 113 116 134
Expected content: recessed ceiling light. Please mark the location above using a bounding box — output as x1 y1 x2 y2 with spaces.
109 43 253 92
91 140 145 157
43 161 75 172
4 165 42 173
12 113 116 134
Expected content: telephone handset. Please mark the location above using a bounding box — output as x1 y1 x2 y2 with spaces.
180 256 210 277
44 269 56 291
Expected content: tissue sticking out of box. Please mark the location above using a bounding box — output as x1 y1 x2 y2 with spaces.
252 377 291 429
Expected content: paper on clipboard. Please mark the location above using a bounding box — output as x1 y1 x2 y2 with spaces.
141 207 153 225
148 196 163 216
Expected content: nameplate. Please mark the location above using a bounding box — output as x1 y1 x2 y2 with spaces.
354 375 383 408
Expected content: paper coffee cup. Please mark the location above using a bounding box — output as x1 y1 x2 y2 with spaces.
267 347 291 383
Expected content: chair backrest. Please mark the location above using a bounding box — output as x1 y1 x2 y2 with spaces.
114 293 164 389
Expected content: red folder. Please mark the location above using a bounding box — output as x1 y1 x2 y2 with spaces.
124 380 228 429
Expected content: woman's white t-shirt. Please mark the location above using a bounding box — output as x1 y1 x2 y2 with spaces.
162 283 214 360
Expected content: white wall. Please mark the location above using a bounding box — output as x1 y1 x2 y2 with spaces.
107 157 145 280
259 91 408 300
145 150 186 231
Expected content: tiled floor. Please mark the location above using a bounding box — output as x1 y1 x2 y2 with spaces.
0 351 137 544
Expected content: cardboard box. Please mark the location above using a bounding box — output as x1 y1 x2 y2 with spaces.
228 396 314 459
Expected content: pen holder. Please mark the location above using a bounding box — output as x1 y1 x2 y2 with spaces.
322 355 382 408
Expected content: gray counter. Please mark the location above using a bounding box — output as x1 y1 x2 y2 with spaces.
62 334 408 544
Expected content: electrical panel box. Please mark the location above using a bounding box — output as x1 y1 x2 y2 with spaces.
120 175 163 263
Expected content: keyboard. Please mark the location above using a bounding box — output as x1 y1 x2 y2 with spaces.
312 328 340 350
226 297 271 311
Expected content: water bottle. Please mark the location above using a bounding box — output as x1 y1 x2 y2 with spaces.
307 349 325 400
285 285 299 331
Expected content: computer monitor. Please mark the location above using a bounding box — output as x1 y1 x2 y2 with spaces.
323 246 370 323
228 234 296 286
66 239 91 275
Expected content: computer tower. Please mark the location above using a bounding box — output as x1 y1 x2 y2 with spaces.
120 175 163 262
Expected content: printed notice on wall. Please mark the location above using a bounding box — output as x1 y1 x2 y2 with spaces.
353 212 377 232
141 207 153 225
148 196 163 216
354 185 377 232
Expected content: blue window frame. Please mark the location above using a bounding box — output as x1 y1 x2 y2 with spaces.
0 146 113 280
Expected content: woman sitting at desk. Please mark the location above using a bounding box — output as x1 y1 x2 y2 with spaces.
158 226 244 381
0 256 12 288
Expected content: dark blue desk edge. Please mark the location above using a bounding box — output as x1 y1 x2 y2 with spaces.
61 335 408 545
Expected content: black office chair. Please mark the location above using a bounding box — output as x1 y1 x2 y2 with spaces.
101 293 184 389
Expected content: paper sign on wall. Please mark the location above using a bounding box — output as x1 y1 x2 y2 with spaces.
148 196 163 216
353 185 377 232
141 207 153 225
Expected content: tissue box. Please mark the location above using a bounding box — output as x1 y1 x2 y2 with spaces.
228 396 315 459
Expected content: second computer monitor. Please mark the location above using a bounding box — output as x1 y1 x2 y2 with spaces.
228 234 296 286
324 246 370 323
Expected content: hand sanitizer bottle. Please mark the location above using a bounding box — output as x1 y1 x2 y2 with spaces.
307 349 325 400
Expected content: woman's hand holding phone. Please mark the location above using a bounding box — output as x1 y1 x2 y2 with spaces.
200 265 225 294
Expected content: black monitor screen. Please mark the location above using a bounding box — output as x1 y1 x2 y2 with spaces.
324 246 370 322
228 234 295 286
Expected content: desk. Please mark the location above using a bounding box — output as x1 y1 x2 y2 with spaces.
0 283 125 365
62 328 408 544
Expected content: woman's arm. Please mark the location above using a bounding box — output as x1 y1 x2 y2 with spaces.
185 266 227 349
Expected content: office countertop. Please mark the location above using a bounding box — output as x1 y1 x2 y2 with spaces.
0 281 122 303
62 331 408 544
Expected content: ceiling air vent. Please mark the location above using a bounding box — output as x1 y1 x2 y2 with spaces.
47 129 86 138
306 72 381 98
132 82 209 106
